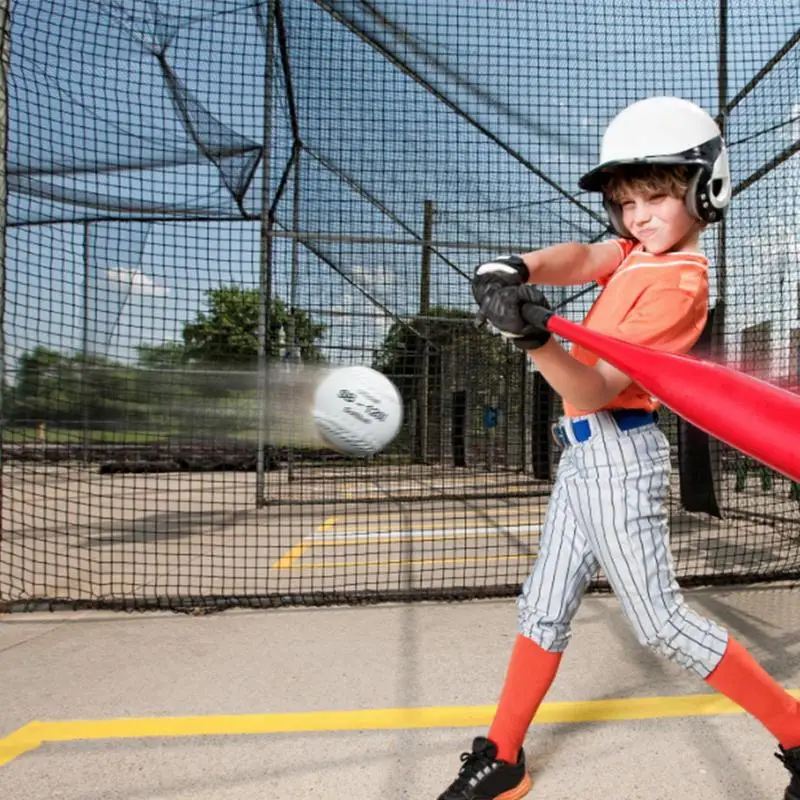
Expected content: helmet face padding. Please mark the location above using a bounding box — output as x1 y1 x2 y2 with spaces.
580 97 731 238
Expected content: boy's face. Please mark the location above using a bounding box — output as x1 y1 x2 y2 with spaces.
618 189 701 254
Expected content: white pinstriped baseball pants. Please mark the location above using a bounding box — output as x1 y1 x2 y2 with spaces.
518 411 728 678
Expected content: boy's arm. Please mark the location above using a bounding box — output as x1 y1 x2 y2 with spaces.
527 284 705 413
530 339 630 413
521 240 623 286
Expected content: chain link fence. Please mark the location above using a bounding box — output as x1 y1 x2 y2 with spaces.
2 1 800 610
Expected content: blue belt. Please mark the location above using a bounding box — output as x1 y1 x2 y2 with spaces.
552 409 657 447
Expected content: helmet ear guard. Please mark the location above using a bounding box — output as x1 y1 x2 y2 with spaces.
683 140 732 223
580 97 731 237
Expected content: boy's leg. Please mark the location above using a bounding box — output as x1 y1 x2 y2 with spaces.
706 637 800 748
581 421 800 764
489 472 598 762
487 635 562 763
577 423 728 677
437 461 597 800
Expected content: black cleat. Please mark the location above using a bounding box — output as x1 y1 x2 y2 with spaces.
437 736 532 800
776 745 800 800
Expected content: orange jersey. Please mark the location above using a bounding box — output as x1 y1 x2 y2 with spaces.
562 238 709 418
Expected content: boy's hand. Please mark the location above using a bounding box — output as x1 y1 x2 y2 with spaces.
517 284 554 335
479 284 552 350
471 254 529 307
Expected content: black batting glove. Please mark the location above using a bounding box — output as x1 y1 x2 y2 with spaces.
514 284 553 348
470 254 529 308
479 285 552 351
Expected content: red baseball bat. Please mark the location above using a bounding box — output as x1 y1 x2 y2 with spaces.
526 308 800 483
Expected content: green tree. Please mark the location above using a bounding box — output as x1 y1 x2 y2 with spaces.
372 306 516 403
12 347 79 421
181 287 326 364
137 341 187 369
11 347 148 427
373 306 525 459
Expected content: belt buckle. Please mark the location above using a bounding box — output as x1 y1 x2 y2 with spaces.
551 422 567 448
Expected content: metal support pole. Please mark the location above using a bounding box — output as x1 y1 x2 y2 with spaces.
519 353 528 473
0 0 9 468
714 0 729 361
286 144 302 482
256 0 277 507
708 0 729 508
414 200 434 464
82 223 91 464
288 146 302 358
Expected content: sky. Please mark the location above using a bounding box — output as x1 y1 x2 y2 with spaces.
5 0 800 379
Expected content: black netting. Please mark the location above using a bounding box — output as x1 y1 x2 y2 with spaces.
2 0 800 611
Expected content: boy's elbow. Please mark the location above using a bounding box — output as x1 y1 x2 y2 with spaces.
595 363 632 402
575 374 629 412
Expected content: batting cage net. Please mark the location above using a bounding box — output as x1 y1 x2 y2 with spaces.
2 1 800 611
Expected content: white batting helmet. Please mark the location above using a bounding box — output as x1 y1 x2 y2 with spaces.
579 96 731 238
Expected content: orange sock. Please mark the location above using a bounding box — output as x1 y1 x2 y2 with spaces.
705 636 800 748
488 634 563 762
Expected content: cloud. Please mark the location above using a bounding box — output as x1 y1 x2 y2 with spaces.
106 268 169 296
350 263 396 295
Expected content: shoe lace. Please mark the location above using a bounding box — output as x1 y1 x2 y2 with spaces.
448 748 496 792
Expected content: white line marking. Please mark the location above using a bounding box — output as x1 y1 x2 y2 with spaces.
312 524 541 542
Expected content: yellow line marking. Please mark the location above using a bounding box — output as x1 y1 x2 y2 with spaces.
0 722 45 767
3 690 799 767
271 517 338 569
271 543 308 570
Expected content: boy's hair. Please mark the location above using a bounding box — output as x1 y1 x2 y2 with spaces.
602 163 694 204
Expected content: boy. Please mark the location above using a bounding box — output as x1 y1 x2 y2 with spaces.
437 97 800 800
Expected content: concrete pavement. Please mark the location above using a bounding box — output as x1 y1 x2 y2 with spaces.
1 583 800 799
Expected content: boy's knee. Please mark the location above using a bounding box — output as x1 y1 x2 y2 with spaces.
640 622 681 660
627 604 725 677
517 601 572 652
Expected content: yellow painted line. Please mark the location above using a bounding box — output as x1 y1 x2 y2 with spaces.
0 722 44 767
271 517 338 569
271 543 308 570
3 690 800 767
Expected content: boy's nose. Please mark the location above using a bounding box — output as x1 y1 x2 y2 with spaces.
632 202 651 224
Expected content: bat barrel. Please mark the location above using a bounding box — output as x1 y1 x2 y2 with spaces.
524 308 800 483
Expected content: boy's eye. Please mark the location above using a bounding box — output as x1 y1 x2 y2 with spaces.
649 193 667 202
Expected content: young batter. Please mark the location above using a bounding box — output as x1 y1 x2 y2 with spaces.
437 97 800 800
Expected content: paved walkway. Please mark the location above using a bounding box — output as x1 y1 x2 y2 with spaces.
1 583 799 799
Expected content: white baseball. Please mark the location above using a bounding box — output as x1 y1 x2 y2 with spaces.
312 366 403 457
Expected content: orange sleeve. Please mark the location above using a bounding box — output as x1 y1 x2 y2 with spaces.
615 282 708 355
596 239 638 287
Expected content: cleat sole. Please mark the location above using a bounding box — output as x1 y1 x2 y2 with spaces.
496 773 533 800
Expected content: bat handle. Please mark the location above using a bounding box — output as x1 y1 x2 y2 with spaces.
520 303 556 331
475 304 556 333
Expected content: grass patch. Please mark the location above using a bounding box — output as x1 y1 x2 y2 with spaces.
2 427 172 445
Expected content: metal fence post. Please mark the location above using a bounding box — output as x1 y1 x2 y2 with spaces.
256 0 277 507
0 0 9 466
